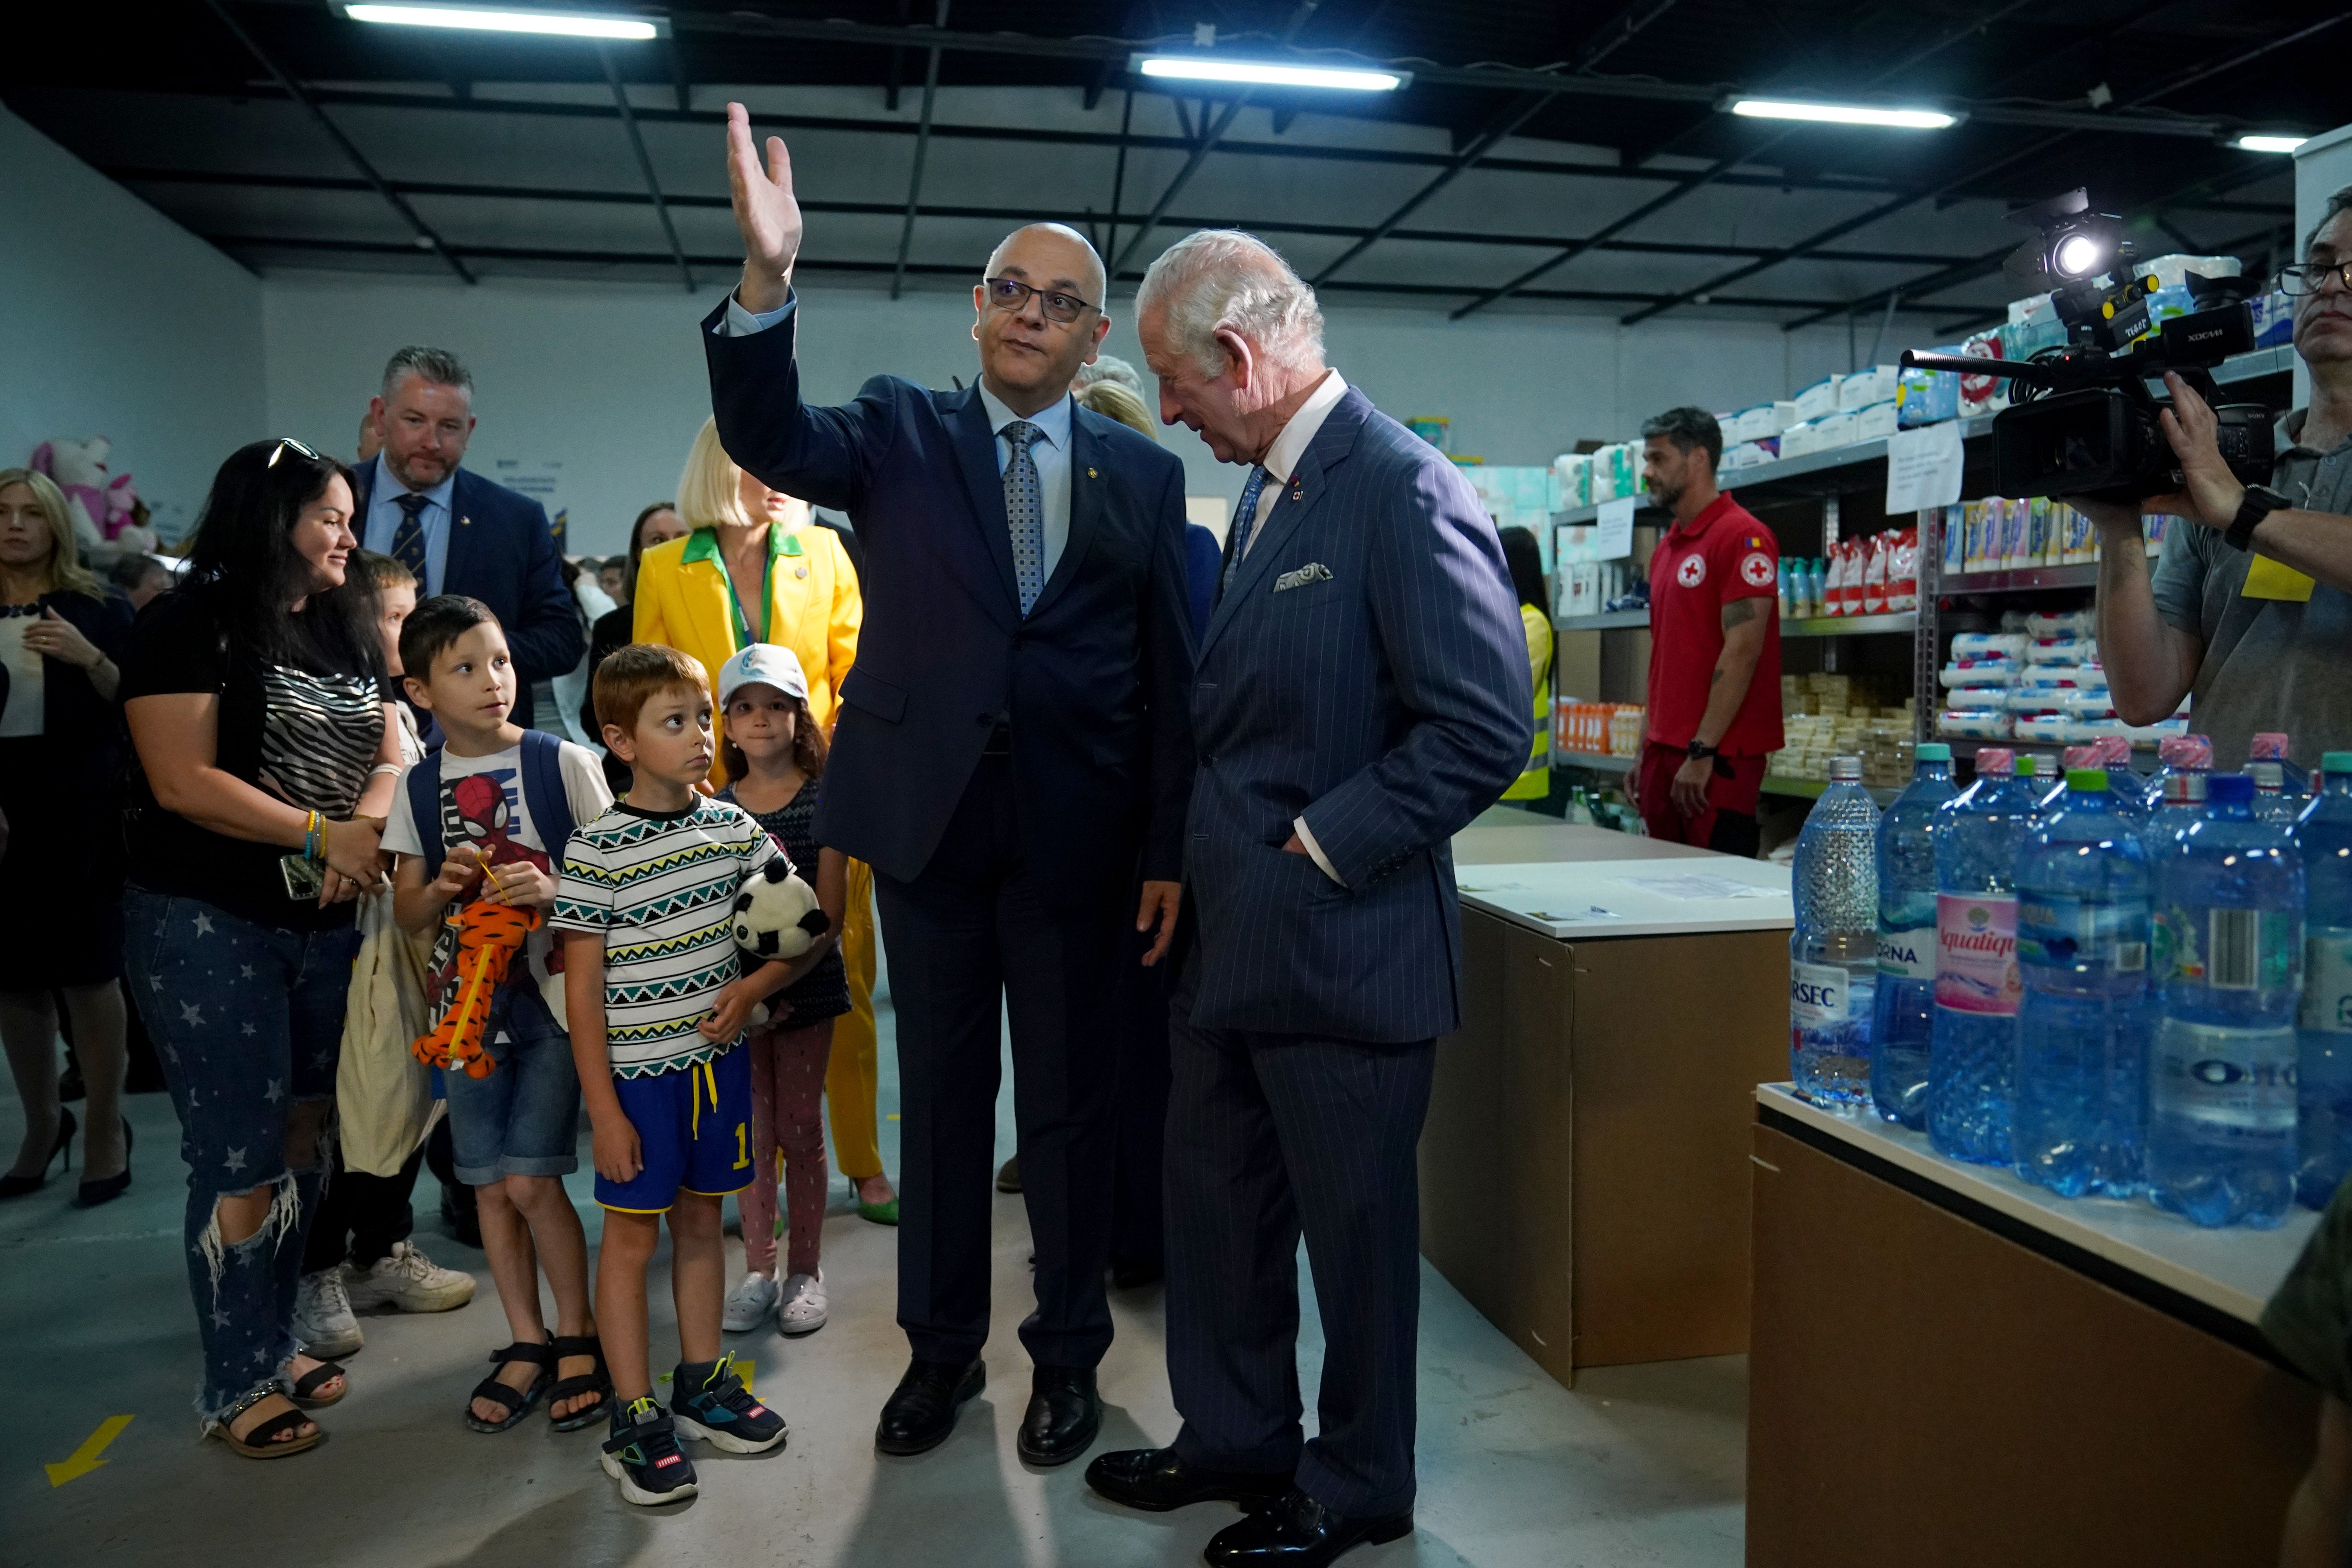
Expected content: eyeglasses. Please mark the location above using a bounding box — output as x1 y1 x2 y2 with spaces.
267 436 320 468
2278 261 2352 296
984 276 1098 325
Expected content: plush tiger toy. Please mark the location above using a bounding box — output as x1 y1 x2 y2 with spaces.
413 901 543 1080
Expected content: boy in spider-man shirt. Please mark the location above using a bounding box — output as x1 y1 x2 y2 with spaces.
385 596 616 1434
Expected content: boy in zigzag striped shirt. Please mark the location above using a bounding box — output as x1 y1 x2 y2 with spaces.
554 644 795 1506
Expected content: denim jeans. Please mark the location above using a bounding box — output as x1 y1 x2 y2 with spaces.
124 887 360 1423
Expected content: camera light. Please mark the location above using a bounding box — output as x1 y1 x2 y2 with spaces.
1726 99 1959 130
337 4 663 39
1131 55 1409 91
2054 234 2109 279
2234 134 2308 154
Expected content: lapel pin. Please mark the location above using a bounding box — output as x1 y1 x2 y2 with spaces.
1087 467 1098 479
459 515 471 526
795 564 809 579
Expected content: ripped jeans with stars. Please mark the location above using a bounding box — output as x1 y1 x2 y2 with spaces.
124 888 361 1424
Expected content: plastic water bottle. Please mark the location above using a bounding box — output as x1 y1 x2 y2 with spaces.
2031 754 2065 813
2251 761 2300 825
1870 742 1957 1129
1791 757 1881 1110
1930 748 2042 1165
2148 770 2207 859
2146 772 2304 1228
2252 731 2309 799
2013 769 2152 1199
2147 736 2212 847
2296 753 2352 1208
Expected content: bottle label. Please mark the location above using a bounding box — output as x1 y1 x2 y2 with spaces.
1935 892 2020 1015
2156 904 2303 993
1877 922 1935 980
2017 895 2150 973
2151 1018 2297 1131
1791 961 1857 1028
2302 929 2352 1033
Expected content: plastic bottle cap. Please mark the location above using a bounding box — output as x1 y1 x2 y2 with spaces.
2031 756 2058 777
2067 768 2107 791
2165 773 2206 803
2325 751 2352 774
1828 756 1862 781
2249 760 2283 790
1975 747 2016 776
2251 732 2290 761
1915 743 1952 761
2209 773 2256 805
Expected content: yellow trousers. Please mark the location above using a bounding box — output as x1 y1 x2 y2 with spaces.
824 858 884 1180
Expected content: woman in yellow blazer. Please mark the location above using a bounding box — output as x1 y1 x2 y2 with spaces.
634 418 897 1223
1499 526 1554 801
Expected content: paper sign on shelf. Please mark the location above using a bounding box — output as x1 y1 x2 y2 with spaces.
1884 421 1965 514
1595 497 1636 561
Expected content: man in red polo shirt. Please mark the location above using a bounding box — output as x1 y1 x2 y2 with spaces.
1635 407 1782 855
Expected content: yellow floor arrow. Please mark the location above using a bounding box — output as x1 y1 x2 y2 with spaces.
47 1415 132 1487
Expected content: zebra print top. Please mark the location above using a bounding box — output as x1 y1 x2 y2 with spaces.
256 664 381 817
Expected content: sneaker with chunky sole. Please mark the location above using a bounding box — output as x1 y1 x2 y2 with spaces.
344 1241 476 1314
778 1271 828 1336
601 1396 699 1505
723 1270 779 1333
292 1268 363 1359
671 1353 788 1454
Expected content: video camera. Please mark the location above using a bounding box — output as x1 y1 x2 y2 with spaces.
1899 189 2274 502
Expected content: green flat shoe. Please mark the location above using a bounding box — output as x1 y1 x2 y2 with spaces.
857 1197 899 1226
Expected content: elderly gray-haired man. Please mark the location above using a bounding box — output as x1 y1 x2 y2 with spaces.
1085 231 1528 1568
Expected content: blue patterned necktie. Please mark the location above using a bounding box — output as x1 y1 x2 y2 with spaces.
390 492 430 586
1219 465 1271 598
1002 421 1046 616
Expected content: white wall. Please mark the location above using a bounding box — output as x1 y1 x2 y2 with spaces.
260 268 1866 554
1 105 265 540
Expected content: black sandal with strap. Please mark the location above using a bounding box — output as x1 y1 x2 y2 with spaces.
290 1359 347 1410
548 1334 613 1432
465 1341 554 1434
208 1390 325 1460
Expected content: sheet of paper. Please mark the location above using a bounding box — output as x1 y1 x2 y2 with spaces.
1595 497 1636 561
1883 420 1965 514
1610 872 1781 901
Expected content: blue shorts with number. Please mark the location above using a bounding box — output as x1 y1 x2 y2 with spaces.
595 1045 755 1213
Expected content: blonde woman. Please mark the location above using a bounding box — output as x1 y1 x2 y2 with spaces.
0 468 134 1205
633 420 897 1225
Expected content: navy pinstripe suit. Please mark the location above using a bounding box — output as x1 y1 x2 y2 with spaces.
1166 383 1528 1519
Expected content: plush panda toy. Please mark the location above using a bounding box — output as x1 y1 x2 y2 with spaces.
733 859 831 963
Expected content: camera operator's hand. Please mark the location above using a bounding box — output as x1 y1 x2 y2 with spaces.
2155 371 2247 532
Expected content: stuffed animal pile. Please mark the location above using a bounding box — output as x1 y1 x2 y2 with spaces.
29 437 157 562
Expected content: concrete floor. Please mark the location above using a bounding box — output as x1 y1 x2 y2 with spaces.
1 960 1745 1568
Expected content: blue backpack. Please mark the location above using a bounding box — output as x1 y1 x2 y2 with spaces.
403 727 577 889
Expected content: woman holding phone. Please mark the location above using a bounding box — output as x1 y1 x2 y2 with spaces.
118 438 403 1459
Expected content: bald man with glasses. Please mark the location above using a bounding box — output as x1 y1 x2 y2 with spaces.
702 105 1195 1467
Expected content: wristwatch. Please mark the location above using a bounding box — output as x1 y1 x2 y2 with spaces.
1685 738 1719 761
2224 484 2291 552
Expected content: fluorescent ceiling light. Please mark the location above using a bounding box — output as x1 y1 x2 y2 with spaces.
2235 134 2308 154
1131 55 1408 91
339 4 663 40
1728 98 1958 130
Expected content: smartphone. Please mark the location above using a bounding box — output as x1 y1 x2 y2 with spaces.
279 854 326 902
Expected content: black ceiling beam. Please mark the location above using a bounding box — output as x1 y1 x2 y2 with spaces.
598 45 691 294
889 0 951 301
192 231 1882 312
104 164 2005 272
196 0 472 283
94 82 2292 217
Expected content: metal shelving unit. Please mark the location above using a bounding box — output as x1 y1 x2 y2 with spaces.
1553 749 1636 773
1763 775 1901 806
1552 609 1651 633
1557 610 1917 637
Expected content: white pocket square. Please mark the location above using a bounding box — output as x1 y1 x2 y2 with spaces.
1272 563 1333 593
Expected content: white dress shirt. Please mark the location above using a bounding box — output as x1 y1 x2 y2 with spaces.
1232 367 1352 884
722 289 1072 581
360 452 456 597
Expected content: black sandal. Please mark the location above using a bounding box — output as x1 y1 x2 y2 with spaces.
289 1359 347 1410
548 1334 613 1432
464 1341 554 1434
208 1391 325 1460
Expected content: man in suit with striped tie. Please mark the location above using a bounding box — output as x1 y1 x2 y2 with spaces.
1088 231 1528 1568
705 105 1194 1468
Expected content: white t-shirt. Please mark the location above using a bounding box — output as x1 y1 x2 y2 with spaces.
0 614 44 738
383 736 613 1008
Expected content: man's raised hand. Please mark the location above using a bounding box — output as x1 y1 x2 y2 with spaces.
728 101 801 313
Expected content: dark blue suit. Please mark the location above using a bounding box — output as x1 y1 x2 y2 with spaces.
347 463 581 731
702 296 1194 1370
1167 383 1527 1519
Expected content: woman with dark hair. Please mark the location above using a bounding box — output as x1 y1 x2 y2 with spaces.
117 437 403 1458
580 503 688 764
1498 525 1554 801
0 467 134 1204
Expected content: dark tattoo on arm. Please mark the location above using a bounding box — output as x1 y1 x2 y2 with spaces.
1721 597 1760 629
1711 668 1724 684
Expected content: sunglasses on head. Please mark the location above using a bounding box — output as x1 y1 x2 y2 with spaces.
266 437 320 468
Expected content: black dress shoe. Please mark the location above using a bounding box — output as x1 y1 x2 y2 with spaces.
1108 1255 1163 1290
1086 1446 1293 1512
875 1357 984 1456
1016 1365 1102 1466
1204 1488 1413 1566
